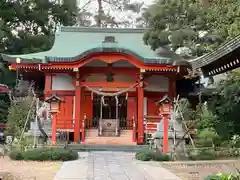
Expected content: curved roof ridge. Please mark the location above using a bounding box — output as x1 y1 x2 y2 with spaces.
46 47 171 64
59 26 148 33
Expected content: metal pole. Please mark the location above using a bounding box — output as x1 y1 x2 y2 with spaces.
100 96 103 119
173 98 176 145
15 66 18 88
115 96 118 119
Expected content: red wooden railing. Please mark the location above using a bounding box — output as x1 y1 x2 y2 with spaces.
144 115 163 133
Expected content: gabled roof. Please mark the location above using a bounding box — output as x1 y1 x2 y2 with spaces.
1 26 174 65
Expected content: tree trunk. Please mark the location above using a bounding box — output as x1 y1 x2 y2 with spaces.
36 115 48 143
97 0 103 27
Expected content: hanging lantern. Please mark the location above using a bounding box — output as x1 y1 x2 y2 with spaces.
16 57 21 64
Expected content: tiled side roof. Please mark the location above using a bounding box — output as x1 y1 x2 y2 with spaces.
190 35 240 69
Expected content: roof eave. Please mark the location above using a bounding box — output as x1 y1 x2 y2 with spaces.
2 47 174 65
190 35 240 69
1 54 45 64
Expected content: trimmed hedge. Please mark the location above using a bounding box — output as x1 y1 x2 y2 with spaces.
9 147 78 161
135 149 171 161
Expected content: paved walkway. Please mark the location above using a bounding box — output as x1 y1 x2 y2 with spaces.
54 151 181 180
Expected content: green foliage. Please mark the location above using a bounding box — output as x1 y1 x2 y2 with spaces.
206 0 240 41
135 148 171 161
196 105 218 130
9 147 78 161
0 0 77 125
0 0 77 54
210 72 240 140
204 170 240 180
204 175 222 180
142 0 239 57
188 149 216 160
135 148 153 161
0 94 10 123
195 128 220 147
230 135 240 148
5 98 33 138
9 150 24 160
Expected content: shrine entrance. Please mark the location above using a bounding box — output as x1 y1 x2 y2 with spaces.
92 95 128 136
93 95 127 121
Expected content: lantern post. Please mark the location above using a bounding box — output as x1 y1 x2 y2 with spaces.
157 95 173 153
45 94 65 145
15 57 21 88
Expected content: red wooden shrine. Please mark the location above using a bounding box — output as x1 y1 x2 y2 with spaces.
2 27 189 152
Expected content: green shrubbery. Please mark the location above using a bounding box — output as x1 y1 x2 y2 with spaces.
188 149 216 160
204 171 240 180
135 148 170 161
9 147 78 161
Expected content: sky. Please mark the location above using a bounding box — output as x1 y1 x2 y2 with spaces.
76 0 155 27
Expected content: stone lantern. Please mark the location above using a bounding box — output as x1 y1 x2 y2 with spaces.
45 94 65 145
157 95 173 153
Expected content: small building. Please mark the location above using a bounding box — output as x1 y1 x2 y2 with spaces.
1 26 190 147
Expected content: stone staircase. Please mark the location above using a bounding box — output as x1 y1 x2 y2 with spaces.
85 129 135 145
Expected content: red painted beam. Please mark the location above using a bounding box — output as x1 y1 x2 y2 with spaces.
80 82 138 88
79 67 138 76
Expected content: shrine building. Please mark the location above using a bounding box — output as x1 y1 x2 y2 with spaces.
1 27 190 151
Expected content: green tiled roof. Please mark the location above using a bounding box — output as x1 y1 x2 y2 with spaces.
1 26 173 64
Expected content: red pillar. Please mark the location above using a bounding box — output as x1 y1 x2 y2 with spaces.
137 86 144 144
74 84 81 143
51 113 57 145
163 114 169 153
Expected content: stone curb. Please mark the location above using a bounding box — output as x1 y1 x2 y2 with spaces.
161 159 238 165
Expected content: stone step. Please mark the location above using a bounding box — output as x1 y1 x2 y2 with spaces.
85 137 135 145
85 129 134 145
68 144 148 152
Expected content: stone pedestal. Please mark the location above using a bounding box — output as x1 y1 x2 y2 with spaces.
99 119 119 136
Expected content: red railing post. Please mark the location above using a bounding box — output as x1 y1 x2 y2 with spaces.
81 113 86 144
132 113 136 142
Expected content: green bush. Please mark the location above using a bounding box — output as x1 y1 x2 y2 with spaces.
9 147 78 161
204 172 240 180
189 149 215 160
204 175 222 180
9 150 23 160
135 149 171 161
152 152 171 161
135 149 153 161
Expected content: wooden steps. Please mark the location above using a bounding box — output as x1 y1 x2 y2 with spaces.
85 129 135 145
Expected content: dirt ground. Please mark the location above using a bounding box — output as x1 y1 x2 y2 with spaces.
0 157 62 180
161 160 240 180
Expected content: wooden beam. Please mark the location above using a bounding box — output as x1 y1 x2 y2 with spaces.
79 67 138 76
80 82 138 88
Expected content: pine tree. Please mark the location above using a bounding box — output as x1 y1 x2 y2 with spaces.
0 0 77 125
141 0 240 57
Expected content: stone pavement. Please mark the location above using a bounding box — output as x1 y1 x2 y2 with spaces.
53 151 181 180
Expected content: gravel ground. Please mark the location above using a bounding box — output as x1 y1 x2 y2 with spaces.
0 157 62 180
161 160 240 180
